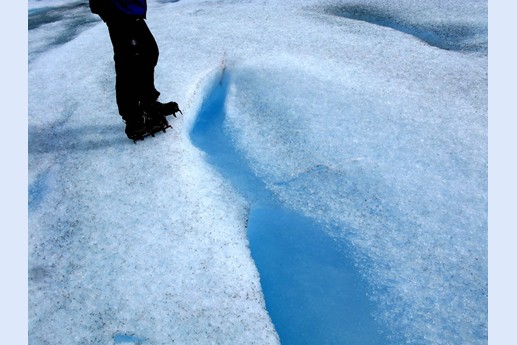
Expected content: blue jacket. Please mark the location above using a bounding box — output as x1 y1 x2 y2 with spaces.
90 0 147 21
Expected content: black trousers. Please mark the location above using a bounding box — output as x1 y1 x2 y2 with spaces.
107 18 160 120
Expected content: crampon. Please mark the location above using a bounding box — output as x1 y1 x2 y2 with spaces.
127 102 182 143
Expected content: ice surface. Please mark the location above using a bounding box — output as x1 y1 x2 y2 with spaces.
223 56 486 343
28 1 100 62
323 0 488 53
29 0 487 344
191 73 388 344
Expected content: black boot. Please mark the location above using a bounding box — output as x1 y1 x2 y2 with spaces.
140 100 178 135
145 101 182 117
144 111 170 135
123 114 147 141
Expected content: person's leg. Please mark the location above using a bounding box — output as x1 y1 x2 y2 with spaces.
106 18 178 139
107 18 160 116
134 20 182 117
107 18 162 139
134 19 161 108
107 21 136 118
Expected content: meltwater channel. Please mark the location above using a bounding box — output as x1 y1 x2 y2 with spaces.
190 72 388 344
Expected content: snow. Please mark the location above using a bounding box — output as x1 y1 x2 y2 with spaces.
28 0 487 344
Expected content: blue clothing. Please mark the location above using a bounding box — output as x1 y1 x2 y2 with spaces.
89 0 147 21
111 0 147 18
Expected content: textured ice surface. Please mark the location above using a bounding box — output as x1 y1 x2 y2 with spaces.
223 53 486 344
191 74 388 344
29 0 487 344
28 1 99 61
323 0 487 53
28 2 279 344
223 55 487 343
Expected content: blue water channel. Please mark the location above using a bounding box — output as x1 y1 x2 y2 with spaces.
190 72 388 344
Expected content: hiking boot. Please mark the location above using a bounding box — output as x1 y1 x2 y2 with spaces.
124 114 147 141
144 101 182 117
144 112 170 135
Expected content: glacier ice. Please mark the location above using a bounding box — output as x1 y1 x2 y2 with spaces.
28 0 487 344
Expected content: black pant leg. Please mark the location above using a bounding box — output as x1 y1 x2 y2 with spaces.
136 19 160 106
107 18 160 119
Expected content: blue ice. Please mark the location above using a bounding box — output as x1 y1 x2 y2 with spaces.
113 333 146 344
191 72 388 344
29 170 51 211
